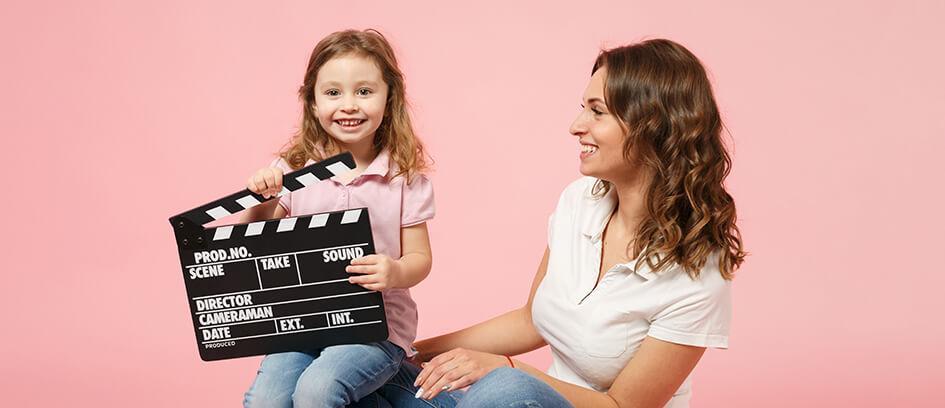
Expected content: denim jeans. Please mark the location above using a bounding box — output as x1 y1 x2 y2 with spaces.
243 341 405 408
356 364 574 408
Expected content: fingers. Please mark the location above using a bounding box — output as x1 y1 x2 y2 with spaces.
346 259 379 276
246 168 284 198
422 368 467 400
349 254 380 266
347 271 387 291
346 255 379 276
415 350 469 399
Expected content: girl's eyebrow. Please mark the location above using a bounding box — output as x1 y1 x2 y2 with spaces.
318 80 380 88
355 80 380 87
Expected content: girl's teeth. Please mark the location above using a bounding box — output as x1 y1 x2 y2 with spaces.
338 120 363 126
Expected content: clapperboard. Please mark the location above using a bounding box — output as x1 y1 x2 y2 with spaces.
169 153 388 361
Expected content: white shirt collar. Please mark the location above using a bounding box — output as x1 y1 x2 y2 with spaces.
578 180 657 281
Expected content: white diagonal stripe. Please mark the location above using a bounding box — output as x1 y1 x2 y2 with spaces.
236 195 261 209
296 173 319 187
206 206 231 220
276 186 290 197
326 162 352 176
245 221 265 236
277 218 297 232
341 209 362 224
309 214 329 228
213 225 233 241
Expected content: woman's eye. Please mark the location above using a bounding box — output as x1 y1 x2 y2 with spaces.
357 88 372 96
591 108 603 115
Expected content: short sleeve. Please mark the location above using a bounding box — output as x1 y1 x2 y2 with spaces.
269 157 295 215
647 272 732 349
401 174 435 227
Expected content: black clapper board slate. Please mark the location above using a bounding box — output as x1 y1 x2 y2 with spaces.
169 153 388 361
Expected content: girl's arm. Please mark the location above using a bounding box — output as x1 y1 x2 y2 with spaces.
412 247 551 363
242 167 288 222
346 222 434 291
392 222 433 288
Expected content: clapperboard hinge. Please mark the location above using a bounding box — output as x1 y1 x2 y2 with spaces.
169 153 356 250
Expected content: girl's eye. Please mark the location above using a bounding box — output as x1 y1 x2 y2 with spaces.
357 88 372 96
326 90 340 96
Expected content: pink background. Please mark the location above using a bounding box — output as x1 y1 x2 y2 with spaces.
2 1 943 406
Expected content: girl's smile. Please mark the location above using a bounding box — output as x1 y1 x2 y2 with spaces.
335 118 367 130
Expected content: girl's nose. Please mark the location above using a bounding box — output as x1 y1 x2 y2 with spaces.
341 97 359 112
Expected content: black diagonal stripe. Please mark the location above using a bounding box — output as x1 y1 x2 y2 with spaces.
170 153 354 227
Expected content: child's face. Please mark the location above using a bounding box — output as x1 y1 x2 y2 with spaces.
313 54 389 153
570 68 633 183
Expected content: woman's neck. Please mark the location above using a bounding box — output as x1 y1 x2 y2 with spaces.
608 172 650 237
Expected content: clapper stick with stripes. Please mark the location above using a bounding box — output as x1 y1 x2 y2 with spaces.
169 152 389 361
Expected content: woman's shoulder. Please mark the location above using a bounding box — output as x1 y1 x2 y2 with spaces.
557 177 598 203
657 251 731 296
553 177 607 215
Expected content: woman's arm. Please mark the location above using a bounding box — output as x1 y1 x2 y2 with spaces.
414 243 707 407
418 336 705 407
412 247 551 362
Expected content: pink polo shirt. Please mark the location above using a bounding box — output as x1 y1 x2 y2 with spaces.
270 149 434 354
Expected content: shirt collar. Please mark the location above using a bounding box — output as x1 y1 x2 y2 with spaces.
579 180 657 281
360 149 391 178
580 180 617 241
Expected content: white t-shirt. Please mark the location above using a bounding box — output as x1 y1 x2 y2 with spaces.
531 177 732 407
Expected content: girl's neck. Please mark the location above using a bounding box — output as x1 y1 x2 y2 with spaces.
339 138 377 171
333 138 378 185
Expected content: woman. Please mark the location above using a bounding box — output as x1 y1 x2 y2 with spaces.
363 38 745 408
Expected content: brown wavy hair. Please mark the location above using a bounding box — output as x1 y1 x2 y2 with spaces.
281 29 430 182
591 39 745 280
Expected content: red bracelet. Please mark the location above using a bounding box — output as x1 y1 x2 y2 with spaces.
505 355 515 368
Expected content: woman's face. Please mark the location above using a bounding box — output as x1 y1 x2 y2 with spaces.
570 68 631 183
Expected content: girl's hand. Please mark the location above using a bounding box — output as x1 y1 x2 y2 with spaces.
246 167 284 199
346 254 401 291
412 348 510 400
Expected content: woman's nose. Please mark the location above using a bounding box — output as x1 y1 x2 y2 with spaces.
570 113 587 136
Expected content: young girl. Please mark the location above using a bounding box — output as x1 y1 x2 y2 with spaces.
240 29 435 408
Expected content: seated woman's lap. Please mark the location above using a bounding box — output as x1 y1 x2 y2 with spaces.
361 364 573 408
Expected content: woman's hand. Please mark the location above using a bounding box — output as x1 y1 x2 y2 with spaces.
346 254 401 291
413 347 511 400
246 167 284 199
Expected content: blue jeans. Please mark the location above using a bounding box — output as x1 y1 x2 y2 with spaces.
243 341 405 408
357 364 574 408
